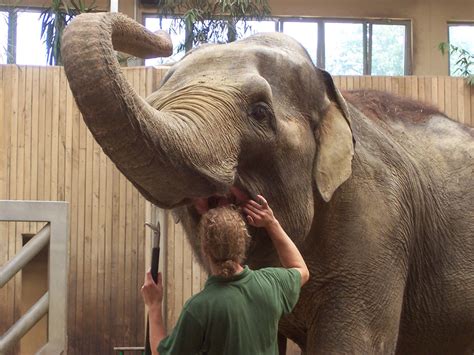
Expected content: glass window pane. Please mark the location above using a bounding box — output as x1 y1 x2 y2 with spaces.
16 11 48 65
144 17 185 66
236 20 276 38
0 12 8 64
449 25 474 76
325 22 363 75
282 21 317 64
371 24 405 75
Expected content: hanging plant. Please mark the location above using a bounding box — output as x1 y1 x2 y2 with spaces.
40 0 97 65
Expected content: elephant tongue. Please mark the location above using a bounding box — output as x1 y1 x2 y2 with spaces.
192 187 250 215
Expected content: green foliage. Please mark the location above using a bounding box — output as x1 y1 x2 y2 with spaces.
40 0 96 65
157 0 271 51
439 42 474 86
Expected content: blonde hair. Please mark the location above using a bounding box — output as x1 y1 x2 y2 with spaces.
198 206 251 278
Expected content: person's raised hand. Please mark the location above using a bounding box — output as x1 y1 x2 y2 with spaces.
242 195 277 229
141 269 163 312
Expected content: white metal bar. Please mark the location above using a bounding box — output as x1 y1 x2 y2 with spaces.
46 201 68 352
0 224 51 288
0 293 49 355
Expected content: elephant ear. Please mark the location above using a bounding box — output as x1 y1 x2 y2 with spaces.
314 70 355 202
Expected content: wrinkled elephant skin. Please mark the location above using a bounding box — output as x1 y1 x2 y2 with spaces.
62 13 474 354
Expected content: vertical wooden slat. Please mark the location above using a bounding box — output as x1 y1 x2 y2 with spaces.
90 137 100 354
457 79 465 125
192 250 202 296
75 99 87 352
346 76 354 91
83 117 94 355
431 77 438 108
445 78 452 118
183 225 193 302
470 84 474 127
437 76 445 113
166 212 176 328
96 142 107 355
44 68 53 200
30 68 39 202
424 77 432 107
58 68 67 201
15 67 26 333
451 77 459 121
0 67 7 334
418 76 426 103
65 70 77 352
23 67 32 203
463 80 471 127
37 68 46 201
50 67 60 200
104 156 114 353
5 65 17 347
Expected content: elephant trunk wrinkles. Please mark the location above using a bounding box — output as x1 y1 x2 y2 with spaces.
62 13 234 207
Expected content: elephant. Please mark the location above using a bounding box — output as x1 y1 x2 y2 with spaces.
62 13 474 354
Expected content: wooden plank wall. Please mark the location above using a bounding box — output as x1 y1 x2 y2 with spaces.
0 65 164 355
1 67 473 355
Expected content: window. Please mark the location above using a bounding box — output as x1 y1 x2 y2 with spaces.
141 15 411 75
371 24 406 76
16 11 48 65
325 22 364 75
323 20 409 75
448 23 474 76
0 11 8 63
282 21 318 64
0 8 49 65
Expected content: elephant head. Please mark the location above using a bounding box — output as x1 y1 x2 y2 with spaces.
62 13 354 267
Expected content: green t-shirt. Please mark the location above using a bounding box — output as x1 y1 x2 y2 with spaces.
158 266 301 355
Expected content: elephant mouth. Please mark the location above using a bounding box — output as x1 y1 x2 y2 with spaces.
191 186 251 215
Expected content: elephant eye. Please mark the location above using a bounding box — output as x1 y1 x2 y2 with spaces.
249 102 271 121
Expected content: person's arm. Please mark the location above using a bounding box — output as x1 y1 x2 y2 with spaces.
243 195 310 286
141 270 166 355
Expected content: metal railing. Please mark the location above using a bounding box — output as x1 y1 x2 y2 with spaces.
0 200 69 355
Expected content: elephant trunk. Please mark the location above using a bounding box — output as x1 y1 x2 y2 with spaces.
62 13 230 207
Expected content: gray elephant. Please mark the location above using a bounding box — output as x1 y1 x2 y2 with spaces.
62 13 474 354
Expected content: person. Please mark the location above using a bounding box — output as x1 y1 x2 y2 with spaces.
141 195 309 355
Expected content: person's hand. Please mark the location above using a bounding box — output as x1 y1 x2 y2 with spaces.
242 195 278 229
141 269 163 312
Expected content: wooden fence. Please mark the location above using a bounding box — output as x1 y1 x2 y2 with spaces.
0 66 473 355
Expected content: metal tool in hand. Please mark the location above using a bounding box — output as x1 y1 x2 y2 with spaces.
144 222 161 355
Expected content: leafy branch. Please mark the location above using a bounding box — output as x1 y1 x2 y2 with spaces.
157 0 271 51
40 0 97 65
439 42 474 86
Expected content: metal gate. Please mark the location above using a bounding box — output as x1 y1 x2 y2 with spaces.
0 200 68 354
